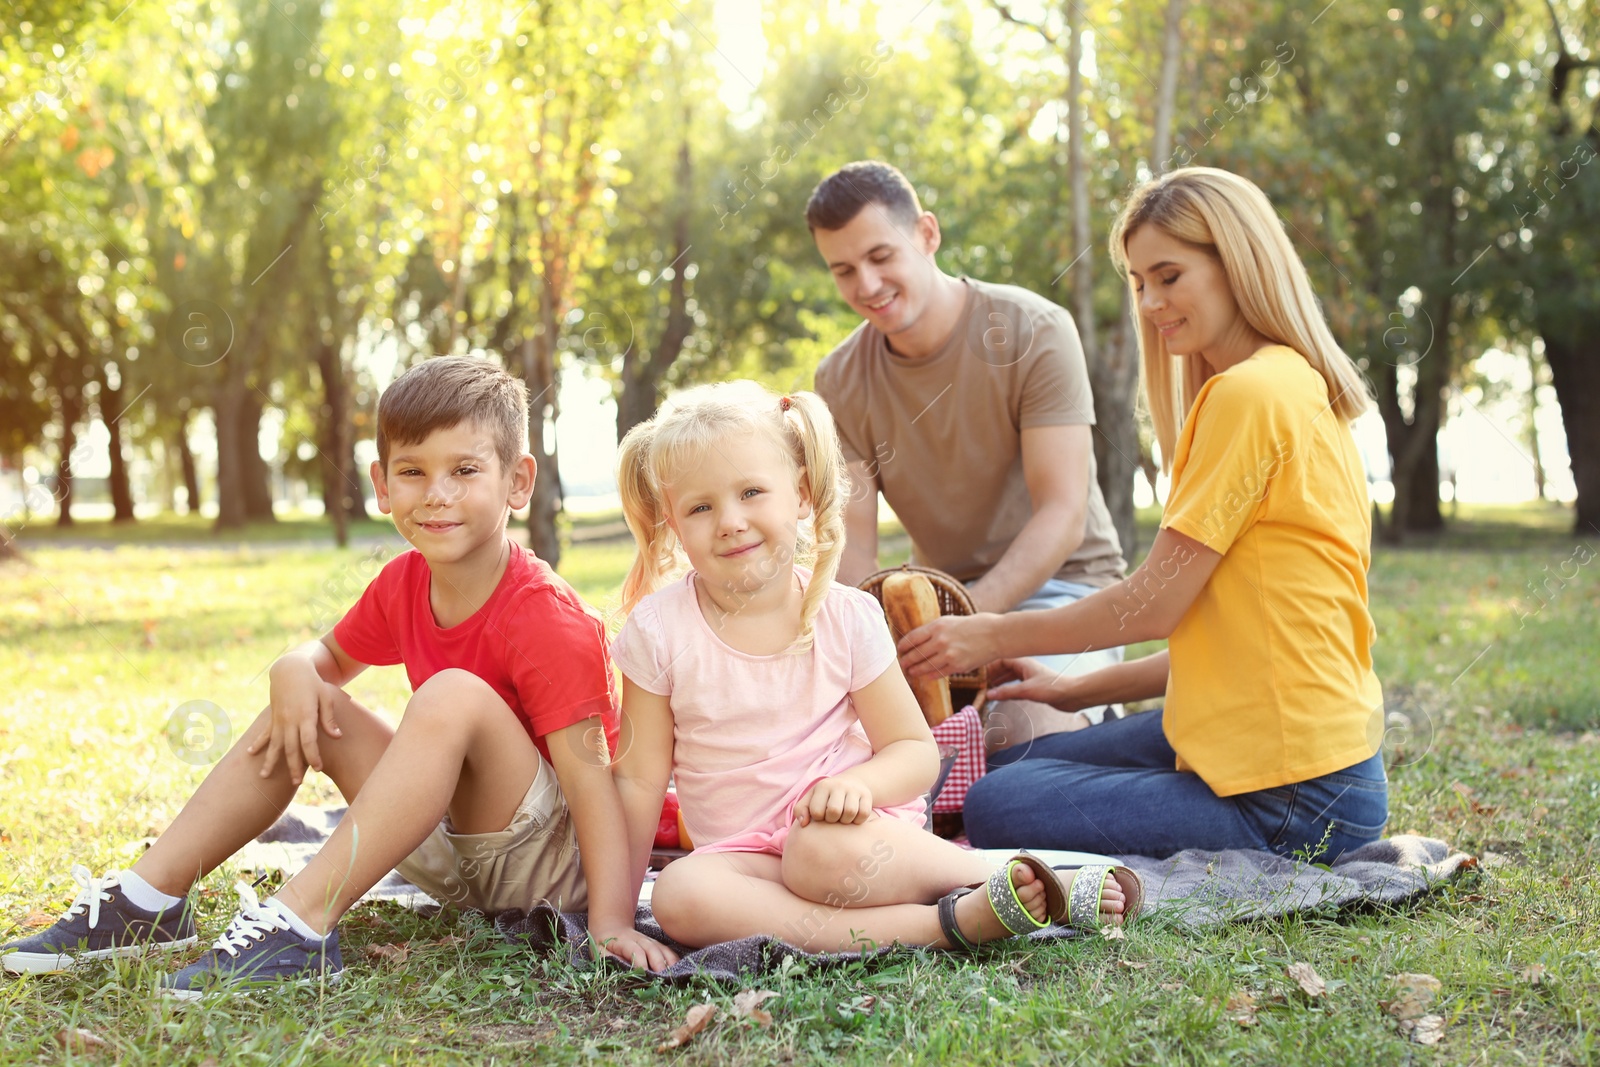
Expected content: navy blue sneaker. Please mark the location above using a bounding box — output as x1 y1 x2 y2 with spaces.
161 883 342 1001
2 867 197 974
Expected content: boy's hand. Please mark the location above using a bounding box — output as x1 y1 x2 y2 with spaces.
253 657 344 784
796 777 874 826
590 925 679 971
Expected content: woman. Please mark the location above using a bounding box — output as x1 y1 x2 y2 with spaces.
899 167 1388 860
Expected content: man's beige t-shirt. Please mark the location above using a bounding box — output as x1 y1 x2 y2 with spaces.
814 277 1127 590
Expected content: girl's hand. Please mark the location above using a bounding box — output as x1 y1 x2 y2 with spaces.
988 658 1087 711
796 777 874 826
590 926 679 971
897 614 1000 679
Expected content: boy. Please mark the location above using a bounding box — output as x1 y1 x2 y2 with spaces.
2 357 675 995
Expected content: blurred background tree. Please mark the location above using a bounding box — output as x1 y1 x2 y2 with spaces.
2 0 1594 558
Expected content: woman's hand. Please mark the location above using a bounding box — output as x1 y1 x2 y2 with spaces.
796 777 874 826
897 614 1001 680
988 658 1088 711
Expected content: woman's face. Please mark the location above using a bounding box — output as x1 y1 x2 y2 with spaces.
1124 225 1263 373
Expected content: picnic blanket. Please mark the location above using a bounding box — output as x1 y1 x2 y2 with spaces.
243 806 1476 982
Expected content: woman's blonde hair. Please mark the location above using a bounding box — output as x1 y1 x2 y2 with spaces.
616 380 848 652
1109 166 1372 470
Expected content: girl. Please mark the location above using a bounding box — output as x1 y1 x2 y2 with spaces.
608 381 1141 954
899 167 1389 861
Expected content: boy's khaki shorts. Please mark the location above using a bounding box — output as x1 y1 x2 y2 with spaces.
395 750 588 915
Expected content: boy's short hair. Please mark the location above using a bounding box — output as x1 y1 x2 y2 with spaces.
804 161 923 232
376 357 529 470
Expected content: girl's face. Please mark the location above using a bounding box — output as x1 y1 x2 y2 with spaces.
1124 224 1266 374
663 432 812 592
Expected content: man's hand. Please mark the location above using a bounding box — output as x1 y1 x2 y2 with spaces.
897 614 1001 680
987 657 1088 711
252 656 343 784
795 777 874 826
590 925 679 971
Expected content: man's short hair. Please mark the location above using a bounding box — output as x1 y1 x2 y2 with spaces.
376 356 528 470
805 161 923 232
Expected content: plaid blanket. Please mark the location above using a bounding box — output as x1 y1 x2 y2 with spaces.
239 809 1476 983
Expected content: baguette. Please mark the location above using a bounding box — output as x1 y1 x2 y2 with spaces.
881 572 954 726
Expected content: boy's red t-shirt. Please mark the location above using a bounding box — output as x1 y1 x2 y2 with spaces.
332 542 619 763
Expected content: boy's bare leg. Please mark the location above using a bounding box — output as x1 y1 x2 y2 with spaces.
131 690 396 898
273 669 541 934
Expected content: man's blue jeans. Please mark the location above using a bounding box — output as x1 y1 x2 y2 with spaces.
964 708 1388 860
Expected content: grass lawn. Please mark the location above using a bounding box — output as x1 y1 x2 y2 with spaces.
1 502 1596 1064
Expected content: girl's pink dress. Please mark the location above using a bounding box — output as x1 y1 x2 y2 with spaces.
611 570 927 855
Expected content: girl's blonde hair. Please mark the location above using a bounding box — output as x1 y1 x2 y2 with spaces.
616 380 848 651
1109 166 1372 470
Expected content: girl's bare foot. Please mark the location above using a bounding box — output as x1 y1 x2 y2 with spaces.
947 862 1049 946
1069 868 1128 924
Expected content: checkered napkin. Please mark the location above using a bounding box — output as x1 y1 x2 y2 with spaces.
930 705 986 814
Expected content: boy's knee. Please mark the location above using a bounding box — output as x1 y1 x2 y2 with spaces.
408 669 501 718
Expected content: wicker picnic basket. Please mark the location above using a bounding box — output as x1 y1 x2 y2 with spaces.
858 564 987 714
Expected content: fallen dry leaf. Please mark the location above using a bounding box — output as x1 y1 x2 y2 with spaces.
657 1003 715 1052
1099 925 1127 941
22 910 54 928
363 942 410 965
1399 1013 1447 1045
1225 991 1259 1027
732 989 779 1027
1159 982 1183 992
839 995 878 1016
1518 964 1549 985
1117 959 1149 970
1387 973 1442 1020
54 1029 107 1054
1287 961 1326 998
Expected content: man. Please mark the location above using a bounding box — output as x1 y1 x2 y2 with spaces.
808 161 1128 749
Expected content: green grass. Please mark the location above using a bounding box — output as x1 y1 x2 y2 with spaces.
1 504 1596 1064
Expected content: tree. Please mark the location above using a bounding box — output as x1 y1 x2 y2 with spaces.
1523 1 1600 533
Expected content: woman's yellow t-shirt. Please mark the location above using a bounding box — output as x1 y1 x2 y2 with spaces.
1160 345 1384 797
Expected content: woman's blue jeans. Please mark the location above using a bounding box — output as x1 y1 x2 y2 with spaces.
964 708 1388 861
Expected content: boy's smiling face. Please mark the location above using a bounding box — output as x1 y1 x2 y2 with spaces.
371 421 535 569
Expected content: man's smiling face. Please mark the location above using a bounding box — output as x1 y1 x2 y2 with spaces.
813 203 942 341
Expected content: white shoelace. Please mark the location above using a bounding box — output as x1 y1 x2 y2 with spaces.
209 882 291 958
61 865 122 930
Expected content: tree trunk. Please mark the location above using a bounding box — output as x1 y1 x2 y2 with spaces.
213 383 248 529
1541 323 1600 534
238 388 275 521
177 416 201 514
100 367 137 523
617 116 694 442
315 335 351 548
1151 0 1185 172
1376 295 1451 541
55 388 83 527
523 320 563 567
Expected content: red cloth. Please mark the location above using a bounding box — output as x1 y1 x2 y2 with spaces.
930 706 986 814
332 542 619 763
